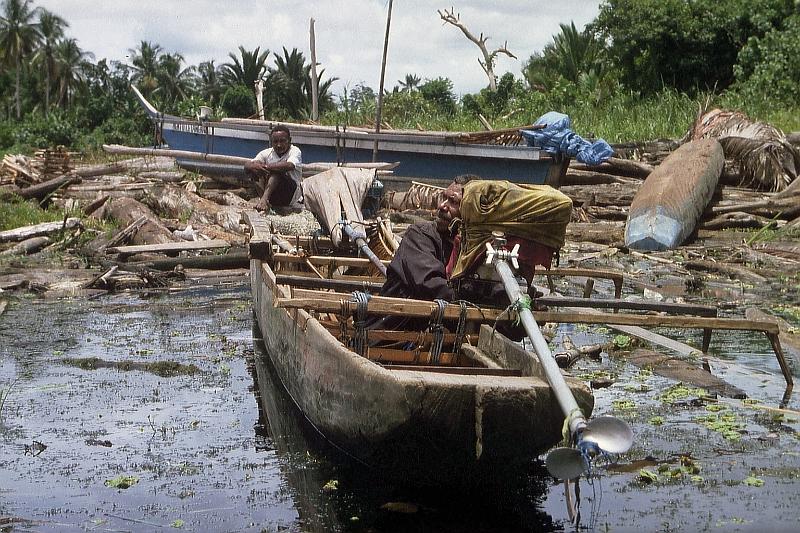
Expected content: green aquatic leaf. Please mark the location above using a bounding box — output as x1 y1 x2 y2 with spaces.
171 519 185 528
105 475 139 489
612 335 632 349
743 475 764 487
638 468 659 483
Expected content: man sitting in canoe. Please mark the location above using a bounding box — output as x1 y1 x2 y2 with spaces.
244 125 303 214
374 175 572 331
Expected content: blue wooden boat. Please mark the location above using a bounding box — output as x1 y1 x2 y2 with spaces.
133 87 567 184
625 138 724 251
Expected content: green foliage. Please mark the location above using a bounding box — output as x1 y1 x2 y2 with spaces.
10 110 78 150
419 77 456 115
733 13 800 105
592 0 794 95
0 196 64 231
104 475 139 489
220 84 255 118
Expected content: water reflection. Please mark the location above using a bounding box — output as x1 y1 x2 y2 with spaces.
249 320 563 532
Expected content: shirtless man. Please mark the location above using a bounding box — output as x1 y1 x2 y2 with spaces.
244 125 303 213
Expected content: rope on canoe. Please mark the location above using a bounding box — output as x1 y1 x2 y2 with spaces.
429 299 447 364
350 291 371 357
452 301 468 355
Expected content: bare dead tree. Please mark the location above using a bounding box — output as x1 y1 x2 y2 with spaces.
437 7 517 91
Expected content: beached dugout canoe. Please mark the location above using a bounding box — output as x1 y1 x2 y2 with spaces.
245 210 593 482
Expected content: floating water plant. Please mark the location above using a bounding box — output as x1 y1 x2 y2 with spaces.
105 475 139 489
658 383 707 404
743 475 765 487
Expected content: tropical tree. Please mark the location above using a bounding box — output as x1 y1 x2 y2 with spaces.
591 0 793 95
53 37 93 108
523 21 604 92
398 73 421 93
0 0 42 118
155 52 194 109
197 60 222 105
128 40 163 96
35 8 67 113
220 45 269 94
418 76 456 115
266 47 337 119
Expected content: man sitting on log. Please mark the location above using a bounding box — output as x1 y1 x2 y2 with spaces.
244 125 303 214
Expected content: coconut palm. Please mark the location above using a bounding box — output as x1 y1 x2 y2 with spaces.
523 22 604 91
0 0 42 118
197 60 222 105
398 73 421 93
129 40 163 96
35 8 67 113
53 37 93 108
156 52 194 109
267 47 337 119
220 46 269 94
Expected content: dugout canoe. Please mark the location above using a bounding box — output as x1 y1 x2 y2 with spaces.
245 210 593 483
133 87 569 184
625 138 724 251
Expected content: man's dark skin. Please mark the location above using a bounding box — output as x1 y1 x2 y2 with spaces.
243 129 297 212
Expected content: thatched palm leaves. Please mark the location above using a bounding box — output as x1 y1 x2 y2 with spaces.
691 109 799 192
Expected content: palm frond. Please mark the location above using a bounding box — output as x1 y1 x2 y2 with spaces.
690 109 799 191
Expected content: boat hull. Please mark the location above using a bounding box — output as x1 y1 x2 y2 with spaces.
625 138 724 251
250 256 593 482
134 88 565 184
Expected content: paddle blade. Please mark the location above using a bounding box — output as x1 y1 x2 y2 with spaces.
582 416 634 454
545 447 588 480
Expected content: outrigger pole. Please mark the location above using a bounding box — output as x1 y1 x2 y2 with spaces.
486 233 634 479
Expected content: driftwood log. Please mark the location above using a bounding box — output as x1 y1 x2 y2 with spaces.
0 218 80 243
0 236 51 256
144 184 246 234
104 197 175 245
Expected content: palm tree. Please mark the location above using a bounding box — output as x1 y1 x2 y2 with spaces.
156 52 194 109
398 73 421 93
0 0 42 118
220 45 269 93
523 22 604 91
197 60 222 105
53 37 93 108
35 8 67 113
129 40 163 96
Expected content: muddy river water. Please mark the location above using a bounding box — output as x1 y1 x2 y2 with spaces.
1 275 798 532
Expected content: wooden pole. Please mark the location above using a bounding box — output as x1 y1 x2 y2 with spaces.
372 0 393 162
255 79 265 120
309 18 320 122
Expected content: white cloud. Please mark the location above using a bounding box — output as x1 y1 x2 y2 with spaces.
35 0 600 95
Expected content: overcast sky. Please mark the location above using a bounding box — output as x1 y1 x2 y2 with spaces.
35 0 601 96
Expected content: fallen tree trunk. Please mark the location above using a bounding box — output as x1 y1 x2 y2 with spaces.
104 197 175 245
0 236 51 256
0 218 80 243
566 222 625 245
144 184 245 233
13 174 81 201
120 252 249 271
700 212 776 230
684 259 767 283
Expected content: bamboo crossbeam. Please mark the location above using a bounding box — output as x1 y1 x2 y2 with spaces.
277 288 779 334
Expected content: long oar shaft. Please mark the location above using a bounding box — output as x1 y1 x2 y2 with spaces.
341 223 387 276
494 259 587 436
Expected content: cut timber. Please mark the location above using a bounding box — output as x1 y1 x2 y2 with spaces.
622 348 747 399
0 218 80 243
107 239 230 256
0 236 51 256
626 138 724 251
121 252 248 271
17 174 81 200
104 197 175 245
145 184 245 233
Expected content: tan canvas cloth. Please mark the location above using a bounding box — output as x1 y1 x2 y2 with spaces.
451 180 572 279
302 167 376 247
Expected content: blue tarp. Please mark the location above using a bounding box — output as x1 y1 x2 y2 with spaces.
520 111 614 166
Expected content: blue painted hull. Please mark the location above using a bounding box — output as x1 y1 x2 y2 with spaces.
134 88 564 184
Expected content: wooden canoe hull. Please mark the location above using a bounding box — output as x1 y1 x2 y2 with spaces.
625 138 724 251
250 257 593 481
134 87 566 184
